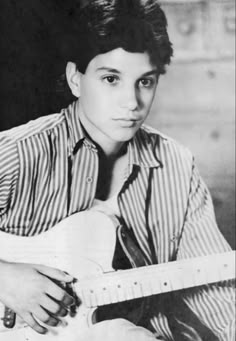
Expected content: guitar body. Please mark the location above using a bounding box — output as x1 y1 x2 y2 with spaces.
0 211 120 341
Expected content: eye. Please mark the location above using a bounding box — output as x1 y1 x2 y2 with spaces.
139 78 155 88
103 75 119 85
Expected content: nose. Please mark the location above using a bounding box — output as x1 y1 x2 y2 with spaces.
120 85 139 111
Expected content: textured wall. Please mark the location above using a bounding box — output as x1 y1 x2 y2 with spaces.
147 0 235 247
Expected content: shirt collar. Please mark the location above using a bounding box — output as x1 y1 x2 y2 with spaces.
64 101 86 155
64 101 162 168
128 126 162 170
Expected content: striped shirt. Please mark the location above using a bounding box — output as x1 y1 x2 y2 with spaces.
0 101 234 340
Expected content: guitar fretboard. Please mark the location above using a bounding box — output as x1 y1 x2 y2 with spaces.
76 251 235 308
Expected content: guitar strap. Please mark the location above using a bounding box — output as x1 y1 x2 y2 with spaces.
113 224 149 269
108 224 152 328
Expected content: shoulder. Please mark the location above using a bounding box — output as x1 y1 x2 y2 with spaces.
0 110 69 177
0 111 66 144
139 124 193 167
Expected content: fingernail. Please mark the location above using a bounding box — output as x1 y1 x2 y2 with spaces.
64 273 74 281
69 299 75 306
60 320 68 328
66 296 75 306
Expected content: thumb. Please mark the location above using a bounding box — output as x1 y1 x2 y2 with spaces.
34 264 74 282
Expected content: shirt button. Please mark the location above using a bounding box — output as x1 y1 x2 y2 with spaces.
86 177 93 184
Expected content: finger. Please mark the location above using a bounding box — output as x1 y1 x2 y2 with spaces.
39 295 61 315
56 306 68 318
39 295 69 318
33 306 60 327
35 264 74 283
46 282 75 306
61 293 75 307
22 312 47 334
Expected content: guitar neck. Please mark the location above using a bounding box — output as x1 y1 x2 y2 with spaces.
76 251 235 308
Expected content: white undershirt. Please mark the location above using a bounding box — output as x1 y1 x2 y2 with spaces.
92 194 120 217
90 194 121 229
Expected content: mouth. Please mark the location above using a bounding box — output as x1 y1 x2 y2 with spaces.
114 118 141 127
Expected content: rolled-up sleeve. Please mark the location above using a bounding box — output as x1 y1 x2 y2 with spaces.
176 160 235 340
0 134 19 219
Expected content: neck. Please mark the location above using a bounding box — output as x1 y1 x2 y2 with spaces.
100 142 125 159
96 144 128 201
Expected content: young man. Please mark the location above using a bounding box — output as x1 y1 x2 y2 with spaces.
0 0 234 340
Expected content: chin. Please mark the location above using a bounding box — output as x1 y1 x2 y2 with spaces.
112 130 138 142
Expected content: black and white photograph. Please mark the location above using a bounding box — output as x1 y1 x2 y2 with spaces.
0 1 235 340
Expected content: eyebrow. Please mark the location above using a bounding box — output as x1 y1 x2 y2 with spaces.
96 67 121 74
95 67 159 77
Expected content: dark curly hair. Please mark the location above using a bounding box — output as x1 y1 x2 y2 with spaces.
64 0 173 74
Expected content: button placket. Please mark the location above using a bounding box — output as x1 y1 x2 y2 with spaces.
83 143 99 206
68 141 98 213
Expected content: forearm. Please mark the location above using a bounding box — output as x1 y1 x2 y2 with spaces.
174 161 235 339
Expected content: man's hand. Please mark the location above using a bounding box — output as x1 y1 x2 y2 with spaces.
0 261 75 334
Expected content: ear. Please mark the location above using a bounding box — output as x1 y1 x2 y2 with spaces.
66 62 81 98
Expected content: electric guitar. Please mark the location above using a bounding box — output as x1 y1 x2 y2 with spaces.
0 210 235 341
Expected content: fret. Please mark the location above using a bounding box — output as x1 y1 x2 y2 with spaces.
89 289 99 307
101 286 111 305
148 277 159 296
140 279 152 297
118 282 132 302
182 271 198 289
81 291 92 308
148 275 161 295
219 260 234 281
193 267 207 287
205 268 219 285
107 285 119 304
131 280 143 299
168 270 183 292
116 283 127 302
159 276 172 293
125 284 136 301
97 290 107 306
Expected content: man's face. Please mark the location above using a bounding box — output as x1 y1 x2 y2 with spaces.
78 48 158 149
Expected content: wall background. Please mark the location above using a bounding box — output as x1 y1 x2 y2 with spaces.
147 0 235 248
0 0 235 247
